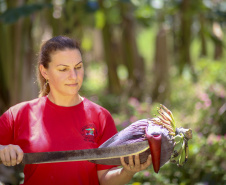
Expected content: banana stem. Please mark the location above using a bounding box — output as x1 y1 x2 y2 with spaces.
176 127 192 140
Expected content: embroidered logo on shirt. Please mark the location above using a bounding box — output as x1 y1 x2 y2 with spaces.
81 124 97 143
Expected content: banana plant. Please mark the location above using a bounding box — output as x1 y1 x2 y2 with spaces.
93 105 192 173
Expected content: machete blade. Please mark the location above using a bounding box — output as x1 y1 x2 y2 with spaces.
23 141 150 164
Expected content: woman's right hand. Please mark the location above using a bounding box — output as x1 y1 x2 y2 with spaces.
0 144 24 166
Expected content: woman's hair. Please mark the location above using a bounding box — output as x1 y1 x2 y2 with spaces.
37 35 81 97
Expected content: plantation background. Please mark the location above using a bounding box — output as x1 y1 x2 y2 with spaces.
0 0 226 185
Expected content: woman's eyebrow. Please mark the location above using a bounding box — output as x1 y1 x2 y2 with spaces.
57 64 68 67
75 61 83 66
57 61 82 67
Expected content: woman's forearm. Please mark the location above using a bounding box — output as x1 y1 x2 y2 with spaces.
98 167 135 185
98 155 152 185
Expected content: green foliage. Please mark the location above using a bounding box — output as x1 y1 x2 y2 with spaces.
208 1 226 23
108 57 226 184
193 59 226 136
130 133 226 185
95 10 106 29
0 3 53 24
134 3 155 27
81 62 107 96
137 27 156 64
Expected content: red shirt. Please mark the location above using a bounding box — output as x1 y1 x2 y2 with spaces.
0 97 118 184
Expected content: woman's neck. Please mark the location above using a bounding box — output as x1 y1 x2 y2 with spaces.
47 93 83 107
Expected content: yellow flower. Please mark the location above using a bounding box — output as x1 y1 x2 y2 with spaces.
132 182 141 185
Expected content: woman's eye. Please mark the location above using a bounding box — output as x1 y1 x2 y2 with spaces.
59 68 67 71
75 66 82 70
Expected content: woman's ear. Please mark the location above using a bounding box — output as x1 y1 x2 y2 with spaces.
39 65 48 79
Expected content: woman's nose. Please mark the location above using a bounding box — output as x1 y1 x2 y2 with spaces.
69 69 77 79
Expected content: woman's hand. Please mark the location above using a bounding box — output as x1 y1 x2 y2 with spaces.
120 154 152 176
0 144 23 166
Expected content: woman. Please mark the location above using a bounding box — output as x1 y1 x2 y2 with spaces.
0 36 152 184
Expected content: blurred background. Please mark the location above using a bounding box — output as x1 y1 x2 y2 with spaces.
0 0 226 184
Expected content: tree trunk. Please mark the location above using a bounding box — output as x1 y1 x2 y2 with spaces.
178 0 196 81
0 0 41 111
212 22 223 60
199 14 207 57
179 0 191 73
151 25 170 103
102 23 121 94
120 2 145 99
11 18 23 105
0 24 12 114
21 17 39 101
0 0 23 111
97 0 121 95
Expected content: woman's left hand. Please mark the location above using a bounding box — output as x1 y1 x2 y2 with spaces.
120 154 152 176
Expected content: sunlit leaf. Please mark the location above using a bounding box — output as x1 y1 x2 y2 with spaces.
81 36 92 51
95 10 105 29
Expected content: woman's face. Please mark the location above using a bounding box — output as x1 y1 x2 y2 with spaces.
40 49 84 98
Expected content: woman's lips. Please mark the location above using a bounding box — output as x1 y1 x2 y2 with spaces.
66 83 78 87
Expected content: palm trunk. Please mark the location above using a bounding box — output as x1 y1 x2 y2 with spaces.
21 17 38 101
178 0 197 81
97 0 121 94
0 24 12 113
102 22 121 94
212 22 223 60
199 14 207 57
179 0 191 74
151 25 170 102
120 2 145 99
11 19 23 105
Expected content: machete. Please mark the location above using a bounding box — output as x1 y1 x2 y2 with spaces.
0 141 150 165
